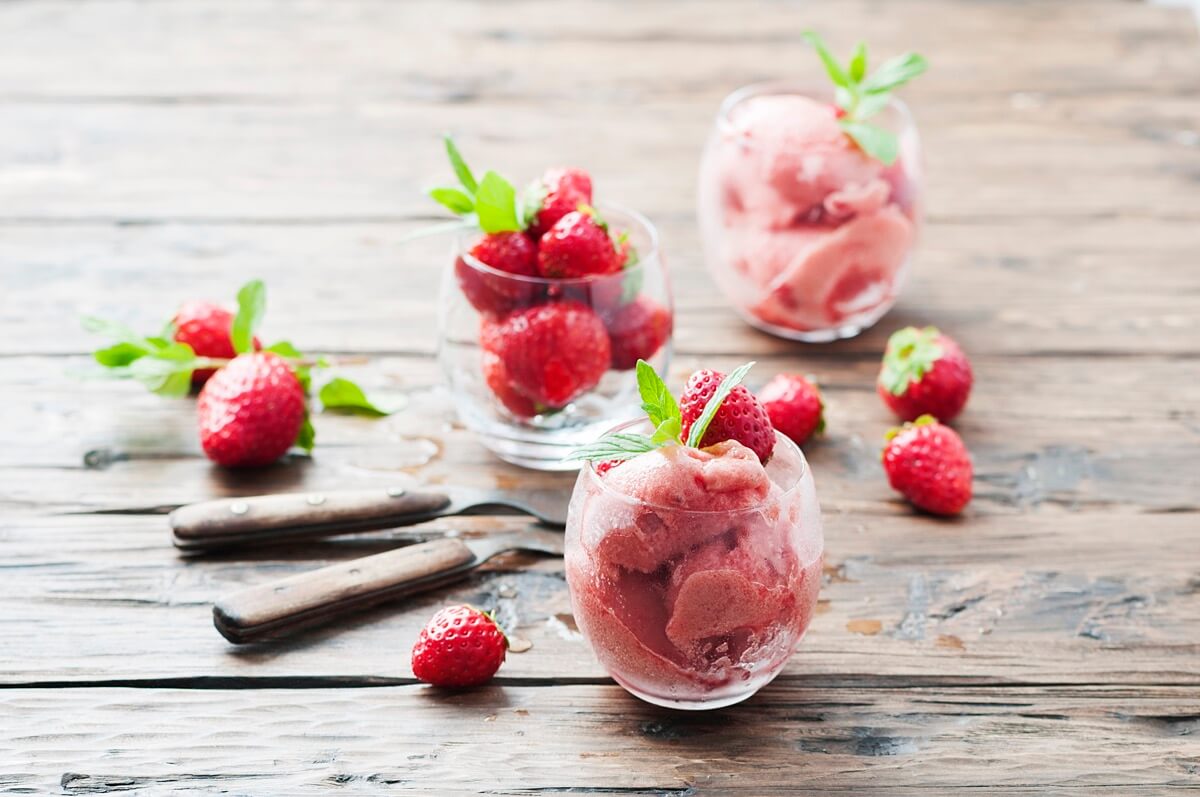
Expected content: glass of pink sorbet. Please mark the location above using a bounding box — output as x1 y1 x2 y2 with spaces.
698 82 922 341
564 420 823 710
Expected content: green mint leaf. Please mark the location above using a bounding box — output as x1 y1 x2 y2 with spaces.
429 186 475 216
295 413 315 454
650 417 682 446
231 279 266 354
853 91 892 121
520 180 549 227
849 42 868 82
318 377 403 416
127 342 198 397
802 31 850 89
635 359 681 433
686 361 755 448
862 52 928 94
566 432 661 463
264 340 303 358
94 342 150 367
474 171 522 233
81 316 143 344
444 137 478 194
880 326 943 395
839 120 899 166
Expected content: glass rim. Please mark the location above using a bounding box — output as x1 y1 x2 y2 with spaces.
581 417 810 515
453 201 660 288
715 80 915 141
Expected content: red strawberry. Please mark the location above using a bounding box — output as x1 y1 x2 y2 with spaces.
196 352 306 467
536 211 621 279
528 167 593 239
679 369 776 463
758 373 825 445
484 302 610 408
877 326 973 423
882 415 973 516
456 232 541 316
411 604 508 688
605 296 672 371
172 301 260 387
482 349 539 418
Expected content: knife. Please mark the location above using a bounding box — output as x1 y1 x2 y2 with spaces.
212 527 564 643
170 485 569 551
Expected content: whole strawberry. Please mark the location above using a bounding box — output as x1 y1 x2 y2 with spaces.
758 373 825 445
679 368 776 463
484 302 610 408
411 605 508 688
536 211 621 279
882 415 973 516
605 296 672 371
196 352 307 467
481 349 539 419
172 301 260 387
877 326 973 422
456 232 541 316
528 167 593 239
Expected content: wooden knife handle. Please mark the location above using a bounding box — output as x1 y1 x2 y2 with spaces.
212 537 477 643
169 488 453 550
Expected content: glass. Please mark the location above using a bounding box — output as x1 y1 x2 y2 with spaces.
698 81 923 342
438 204 672 470
564 420 824 710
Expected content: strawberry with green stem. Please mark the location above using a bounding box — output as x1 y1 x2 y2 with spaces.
802 31 927 165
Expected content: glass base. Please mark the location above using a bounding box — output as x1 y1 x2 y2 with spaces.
609 666 786 711
735 300 896 343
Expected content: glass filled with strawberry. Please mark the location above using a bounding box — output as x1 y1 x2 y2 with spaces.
432 140 672 470
698 34 926 341
566 362 824 710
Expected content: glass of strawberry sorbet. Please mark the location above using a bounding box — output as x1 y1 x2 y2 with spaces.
439 204 671 471
565 420 824 710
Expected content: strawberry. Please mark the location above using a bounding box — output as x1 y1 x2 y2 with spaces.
528 167 593 239
456 232 541 316
196 352 307 467
877 326 973 423
172 301 260 387
758 373 825 445
483 302 610 408
882 415 973 516
605 296 672 371
482 349 539 418
679 368 776 463
411 605 508 688
536 211 621 279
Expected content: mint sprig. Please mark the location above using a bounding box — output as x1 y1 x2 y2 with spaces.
428 137 526 235
802 31 927 166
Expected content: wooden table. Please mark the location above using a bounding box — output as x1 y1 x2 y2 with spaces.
3 1 1199 793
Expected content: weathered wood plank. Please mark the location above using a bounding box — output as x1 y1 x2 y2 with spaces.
3 685 1198 793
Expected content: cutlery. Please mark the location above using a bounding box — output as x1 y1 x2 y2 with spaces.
170 485 568 551
212 527 564 643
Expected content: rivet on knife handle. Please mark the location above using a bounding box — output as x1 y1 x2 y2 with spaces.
212 537 477 643
169 488 453 550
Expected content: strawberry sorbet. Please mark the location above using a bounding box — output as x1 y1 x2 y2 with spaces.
565 431 823 709
699 88 921 340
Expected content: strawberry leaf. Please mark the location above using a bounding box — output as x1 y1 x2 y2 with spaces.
231 279 266 354
838 120 899 166
474 171 522 234
861 52 928 94
318 377 403 416
685 361 755 448
802 31 850 89
566 432 662 463
880 326 943 396
429 186 475 215
295 413 316 454
444 136 478 194
636 359 680 436
520 180 549 227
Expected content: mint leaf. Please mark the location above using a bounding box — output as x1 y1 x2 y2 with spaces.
475 171 522 233
318 377 403 416
94 342 149 367
849 42 867 82
854 91 892 121
295 413 315 454
650 417 682 446
444 136 478 194
862 52 928 94
802 31 850 89
429 187 474 215
82 316 143 344
636 360 680 433
264 340 303 358
839 120 899 166
127 342 198 397
231 279 265 354
566 432 661 463
686 361 755 448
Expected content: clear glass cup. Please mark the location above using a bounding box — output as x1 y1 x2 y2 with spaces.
438 204 672 470
698 81 922 342
564 420 824 710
